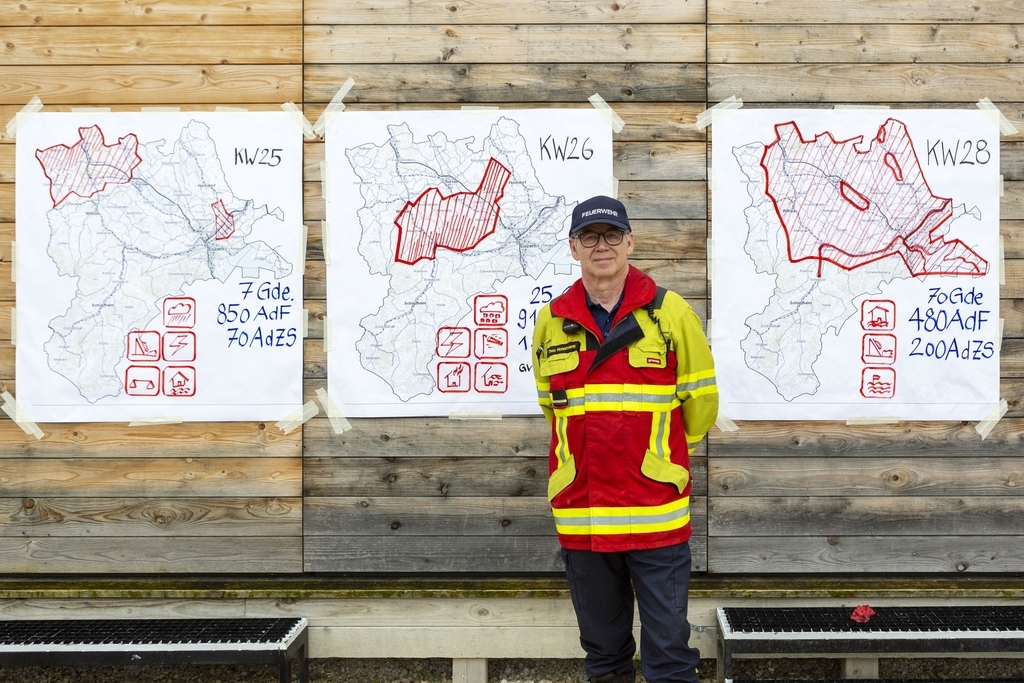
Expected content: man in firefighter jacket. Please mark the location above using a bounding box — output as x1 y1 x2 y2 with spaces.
532 196 718 683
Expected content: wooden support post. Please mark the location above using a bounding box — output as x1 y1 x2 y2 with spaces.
453 658 487 683
844 657 879 679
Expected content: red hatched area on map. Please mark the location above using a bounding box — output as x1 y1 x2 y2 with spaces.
393 157 512 265
35 125 143 208
760 118 988 278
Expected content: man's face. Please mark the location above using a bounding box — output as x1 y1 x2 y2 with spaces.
569 223 634 280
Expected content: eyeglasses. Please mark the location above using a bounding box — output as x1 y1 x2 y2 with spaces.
574 229 627 248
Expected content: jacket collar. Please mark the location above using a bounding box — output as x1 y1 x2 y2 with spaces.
551 265 657 331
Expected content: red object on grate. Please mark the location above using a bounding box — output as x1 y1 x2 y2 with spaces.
851 605 876 623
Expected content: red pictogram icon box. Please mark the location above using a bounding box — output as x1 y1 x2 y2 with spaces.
861 333 897 365
125 365 161 396
163 366 196 397
163 297 196 328
474 294 508 327
474 328 508 359
436 327 471 358
861 299 896 331
126 330 161 362
436 362 471 393
861 367 896 399
162 331 196 362
474 362 508 393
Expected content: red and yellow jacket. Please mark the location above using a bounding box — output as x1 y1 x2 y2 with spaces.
532 266 718 552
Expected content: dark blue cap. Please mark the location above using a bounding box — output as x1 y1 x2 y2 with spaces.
570 195 631 235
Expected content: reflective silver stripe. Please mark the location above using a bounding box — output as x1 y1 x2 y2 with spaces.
585 392 676 405
676 376 717 393
538 389 550 400
554 504 690 528
653 411 668 458
555 416 570 465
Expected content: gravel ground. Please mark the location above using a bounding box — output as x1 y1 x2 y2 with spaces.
2 657 1024 682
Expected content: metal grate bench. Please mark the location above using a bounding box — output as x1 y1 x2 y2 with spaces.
717 606 1024 682
0 617 308 683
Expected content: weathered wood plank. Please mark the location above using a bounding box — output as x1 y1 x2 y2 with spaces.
0 26 302 64
710 496 1024 537
304 456 709 498
1003 339 1024 376
305 24 705 64
304 258 325 299
0 149 11 182
0 497 301 537
303 141 707 182
1005 182 1024 221
304 180 707 220
0 537 302 573
709 64 1024 103
708 24 1024 64
303 0 704 24
305 532 709 572
0 65 302 105
0 599 247 618
707 420 1024 457
632 259 706 298
708 535 1024 574
305 64 707 104
0 458 301 497
306 495 708 538
305 0 705 25
707 0 1024 24
0 184 10 222
0 422 300 457
1006 299 1024 336
709 457 1024 497
1 1 301 25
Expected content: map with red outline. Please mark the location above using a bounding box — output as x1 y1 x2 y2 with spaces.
35 125 142 208
761 118 988 279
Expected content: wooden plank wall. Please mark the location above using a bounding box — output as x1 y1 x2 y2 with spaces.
705 0 1024 573
0 1 304 573
3 0 1023 576
299 0 711 573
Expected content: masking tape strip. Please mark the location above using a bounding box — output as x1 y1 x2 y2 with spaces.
215 106 248 112
706 319 714 341
715 415 738 432
129 415 184 426
610 177 619 199
281 102 317 140
833 104 890 111
975 399 1008 440
298 223 308 276
5 96 43 139
996 317 1004 355
588 93 625 133
315 386 353 434
320 160 329 200
977 98 1018 136
695 96 743 130
313 77 355 136
10 242 16 283
707 239 715 282
9 308 16 346
323 318 331 353
708 166 715 193
461 105 499 111
302 308 310 338
276 400 319 435
846 415 901 425
321 220 331 266
999 175 1005 197
1 392 43 440
999 235 1006 286
449 411 503 420
141 107 180 113
70 107 111 113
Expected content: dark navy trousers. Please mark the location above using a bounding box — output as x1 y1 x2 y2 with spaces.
561 542 700 683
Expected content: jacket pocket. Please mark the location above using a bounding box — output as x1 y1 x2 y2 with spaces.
628 338 667 370
640 449 690 494
538 350 579 377
548 455 577 501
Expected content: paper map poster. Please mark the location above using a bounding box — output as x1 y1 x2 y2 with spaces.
326 109 612 417
711 109 1000 420
16 112 304 422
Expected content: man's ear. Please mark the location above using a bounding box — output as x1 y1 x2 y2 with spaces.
568 236 581 261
